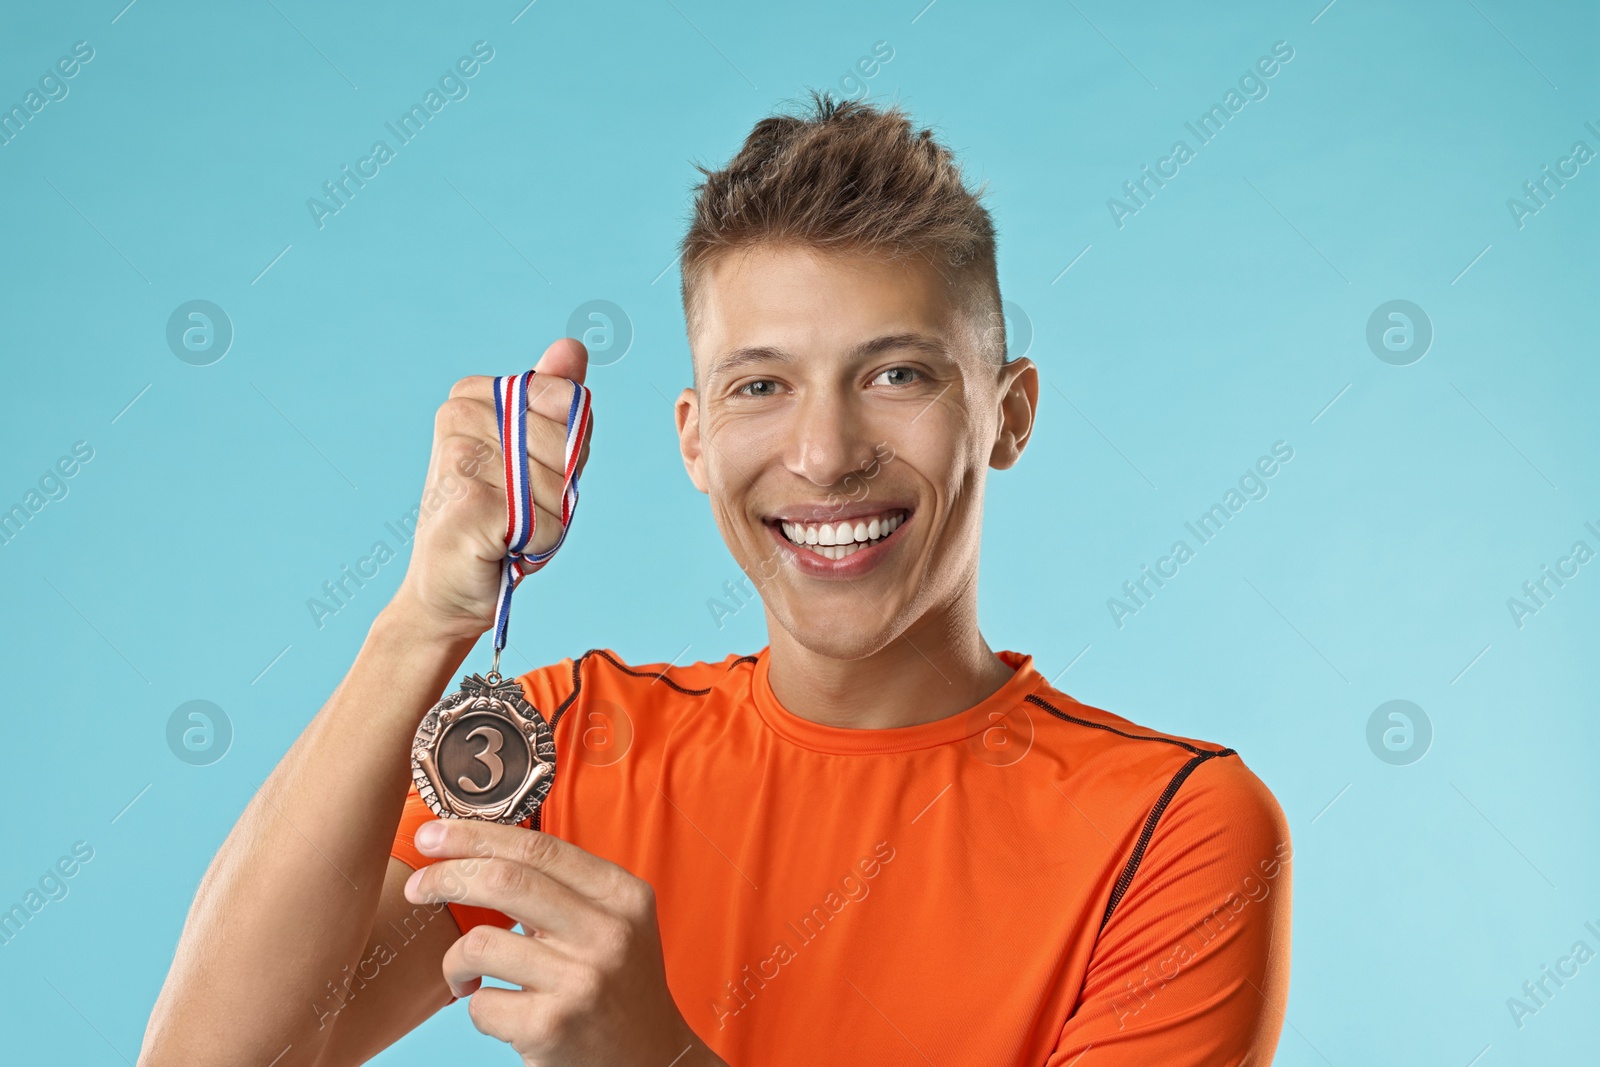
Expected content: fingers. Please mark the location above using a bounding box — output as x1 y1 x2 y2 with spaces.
447 358 588 427
464 986 541 1048
448 375 494 402
524 368 587 429
435 367 592 556
443 924 573 997
405 856 592 936
440 385 588 481
412 820 631 904
532 336 589 385
434 438 567 554
436 401 577 487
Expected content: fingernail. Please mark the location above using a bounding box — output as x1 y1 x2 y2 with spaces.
415 821 444 851
403 867 423 901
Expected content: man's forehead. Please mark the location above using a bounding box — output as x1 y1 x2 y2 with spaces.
689 244 964 378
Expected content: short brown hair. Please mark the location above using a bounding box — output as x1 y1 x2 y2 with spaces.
679 91 1003 362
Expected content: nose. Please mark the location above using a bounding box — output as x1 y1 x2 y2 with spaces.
786 387 878 490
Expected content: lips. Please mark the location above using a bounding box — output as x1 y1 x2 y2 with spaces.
773 507 909 562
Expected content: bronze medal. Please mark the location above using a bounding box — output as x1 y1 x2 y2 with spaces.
412 670 556 824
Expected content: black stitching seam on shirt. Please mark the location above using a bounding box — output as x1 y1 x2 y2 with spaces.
1025 693 1222 756
1099 748 1236 930
532 649 718 831
545 649 716 733
1022 694 1240 929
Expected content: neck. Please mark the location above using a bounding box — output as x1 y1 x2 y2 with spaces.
763 578 1013 730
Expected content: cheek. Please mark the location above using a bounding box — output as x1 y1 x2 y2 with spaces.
902 415 980 505
703 456 769 558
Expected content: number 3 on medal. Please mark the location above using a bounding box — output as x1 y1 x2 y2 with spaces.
456 724 505 793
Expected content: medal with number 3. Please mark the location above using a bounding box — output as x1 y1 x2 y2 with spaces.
412 370 592 825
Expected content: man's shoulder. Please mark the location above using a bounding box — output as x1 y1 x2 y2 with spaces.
1023 683 1283 828
1024 684 1236 764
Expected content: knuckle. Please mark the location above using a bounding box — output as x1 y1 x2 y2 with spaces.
434 396 477 433
449 375 487 400
482 860 525 897
459 924 499 966
619 875 656 917
459 438 496 477
439 436 491 475
516 831 560 870
465 990 497 1034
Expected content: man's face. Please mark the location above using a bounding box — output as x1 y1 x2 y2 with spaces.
675 243 1036 660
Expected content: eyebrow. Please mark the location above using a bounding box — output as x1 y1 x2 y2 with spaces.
706 332 950 382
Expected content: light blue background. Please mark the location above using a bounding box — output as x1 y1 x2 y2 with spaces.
1 1 1595 1063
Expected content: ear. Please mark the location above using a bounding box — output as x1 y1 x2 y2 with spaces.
989 357 1038 471
675 387 710 493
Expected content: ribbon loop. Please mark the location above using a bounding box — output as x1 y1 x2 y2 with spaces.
490 370 592 654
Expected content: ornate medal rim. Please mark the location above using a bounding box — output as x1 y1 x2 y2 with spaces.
411 673 557 825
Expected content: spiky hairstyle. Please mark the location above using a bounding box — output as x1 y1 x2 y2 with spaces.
678 91 1002 360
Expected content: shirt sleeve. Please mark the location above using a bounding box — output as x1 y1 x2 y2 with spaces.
390 787 520 934
388 658 580 935
1049 753 1292 1066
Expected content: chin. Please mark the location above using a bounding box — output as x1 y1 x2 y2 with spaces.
782 620 900 662
760 592 911 661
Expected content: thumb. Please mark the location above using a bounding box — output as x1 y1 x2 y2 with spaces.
533 337 589 385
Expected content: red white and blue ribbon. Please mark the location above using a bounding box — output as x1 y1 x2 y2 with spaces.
490 370 592 656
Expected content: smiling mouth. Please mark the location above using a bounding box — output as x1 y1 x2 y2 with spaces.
774 508 909 561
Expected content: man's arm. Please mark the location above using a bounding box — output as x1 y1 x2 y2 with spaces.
1050 755 1292 1066
139 601 474 1067
140 342 594 1067
308 857 463 1065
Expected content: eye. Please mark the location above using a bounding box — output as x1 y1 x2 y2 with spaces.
737 379 781 398
871 366 922 387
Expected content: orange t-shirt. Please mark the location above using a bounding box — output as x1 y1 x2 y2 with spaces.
392 648 1291 1065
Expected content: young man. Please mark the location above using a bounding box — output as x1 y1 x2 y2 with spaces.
144 94 1289 1066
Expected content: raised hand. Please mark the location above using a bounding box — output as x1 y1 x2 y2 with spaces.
393 339 594 644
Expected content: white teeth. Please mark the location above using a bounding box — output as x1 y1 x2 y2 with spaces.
776 508 908 560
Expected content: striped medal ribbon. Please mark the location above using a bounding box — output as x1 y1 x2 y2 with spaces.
410 368 591 824
488 369 593 677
